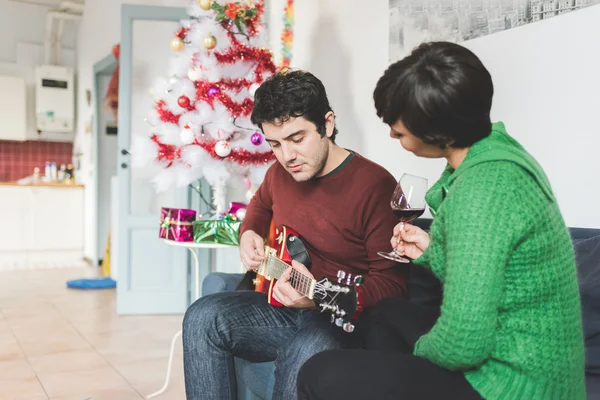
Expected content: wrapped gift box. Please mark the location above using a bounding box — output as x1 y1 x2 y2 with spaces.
159 207 196 242
193 214 241 246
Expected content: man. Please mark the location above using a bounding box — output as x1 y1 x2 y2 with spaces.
182 69 407 400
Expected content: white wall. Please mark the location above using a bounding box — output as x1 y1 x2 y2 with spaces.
77 0 600 263
270 0 369 155
0 0 77 63
0 44 76 141
76 0 189 260
466 9 600 229
0 0 77 141
286 1 600 229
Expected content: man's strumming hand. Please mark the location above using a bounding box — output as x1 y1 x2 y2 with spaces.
240 230 265 271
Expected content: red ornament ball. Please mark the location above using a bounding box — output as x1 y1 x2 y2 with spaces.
178 95 191 108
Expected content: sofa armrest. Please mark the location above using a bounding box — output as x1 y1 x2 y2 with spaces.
202 272 245 297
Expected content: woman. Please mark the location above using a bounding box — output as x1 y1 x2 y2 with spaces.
297 42 585 400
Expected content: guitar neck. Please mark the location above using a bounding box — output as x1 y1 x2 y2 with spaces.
264 254 315 298
289 269 315 299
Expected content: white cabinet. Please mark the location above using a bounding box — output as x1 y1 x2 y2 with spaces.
0 185 85 270
30 187 84 251
0 76 27 141
0 187 30 252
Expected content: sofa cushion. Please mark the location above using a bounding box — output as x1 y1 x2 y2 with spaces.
588 374 600 400
574 234 600 375
234 358 274 400
570 228 600 243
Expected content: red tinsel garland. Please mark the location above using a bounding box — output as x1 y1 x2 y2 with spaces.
216 77 255 92
151 0 276 168
149 134 275 168
215 33 276 83
195 81 255 117
175 27 188 39
156 100 180 124
151 134 182 167
104 44 120 120
172 1 275 118
195 139 276 165
244 1 264 36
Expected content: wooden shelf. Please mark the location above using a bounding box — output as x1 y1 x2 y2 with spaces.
0 181 84 188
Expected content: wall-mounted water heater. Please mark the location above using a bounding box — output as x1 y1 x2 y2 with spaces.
35 65 75 133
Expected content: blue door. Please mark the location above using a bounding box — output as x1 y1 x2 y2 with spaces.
116 4 192 314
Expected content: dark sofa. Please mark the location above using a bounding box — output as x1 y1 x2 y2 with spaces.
201 220 600 399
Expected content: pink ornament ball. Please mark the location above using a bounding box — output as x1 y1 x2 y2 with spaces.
250 132 263 145
207 86 220 97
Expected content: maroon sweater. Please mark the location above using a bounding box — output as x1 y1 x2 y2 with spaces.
240 152 407 308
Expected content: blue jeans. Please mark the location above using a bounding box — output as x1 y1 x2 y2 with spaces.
182 290 355 400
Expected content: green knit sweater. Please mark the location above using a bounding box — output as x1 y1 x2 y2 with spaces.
413 122 585 399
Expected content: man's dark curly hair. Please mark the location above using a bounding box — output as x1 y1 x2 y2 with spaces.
251 69 338 142
374 41 493 148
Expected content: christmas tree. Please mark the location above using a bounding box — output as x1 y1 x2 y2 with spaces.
132 0 278 215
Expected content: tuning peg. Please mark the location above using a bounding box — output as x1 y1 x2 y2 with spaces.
354 275 364 286
345 274 353 286
337 271 346 283
343 322 355 333
335 318 344 327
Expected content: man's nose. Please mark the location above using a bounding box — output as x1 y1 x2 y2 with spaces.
281 143 296 163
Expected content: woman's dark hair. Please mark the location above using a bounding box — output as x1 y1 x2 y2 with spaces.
251 69 338 142
374 41 493 148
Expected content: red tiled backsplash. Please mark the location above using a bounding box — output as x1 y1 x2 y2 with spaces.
0 140 73 181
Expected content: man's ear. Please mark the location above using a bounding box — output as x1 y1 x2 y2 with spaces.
324 111 335 138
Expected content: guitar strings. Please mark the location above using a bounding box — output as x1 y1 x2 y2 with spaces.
265 254 349 316
290 269 311 296
315 279 341 310
265 253 314 297
313 278 329 299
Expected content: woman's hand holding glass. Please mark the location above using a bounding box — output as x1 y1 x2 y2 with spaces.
391 222 430 261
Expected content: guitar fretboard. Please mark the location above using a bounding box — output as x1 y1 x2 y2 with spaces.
264 253 314 298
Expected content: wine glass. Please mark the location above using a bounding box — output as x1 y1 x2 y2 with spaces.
377 173 428 263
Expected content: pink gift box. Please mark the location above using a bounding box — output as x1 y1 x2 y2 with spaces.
159 207 196 242
227 202 246 215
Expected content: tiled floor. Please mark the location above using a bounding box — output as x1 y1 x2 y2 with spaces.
0 267 186 400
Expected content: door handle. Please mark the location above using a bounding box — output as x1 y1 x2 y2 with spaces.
121 163 128 169
121 149 130 155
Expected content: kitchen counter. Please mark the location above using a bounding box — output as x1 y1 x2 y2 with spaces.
0 181 84 188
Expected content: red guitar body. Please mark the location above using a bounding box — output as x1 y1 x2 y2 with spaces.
243 221 364 329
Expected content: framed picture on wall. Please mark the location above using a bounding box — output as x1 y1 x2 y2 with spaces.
389 0 600 62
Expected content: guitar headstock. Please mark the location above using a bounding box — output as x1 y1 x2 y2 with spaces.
313 271 363 333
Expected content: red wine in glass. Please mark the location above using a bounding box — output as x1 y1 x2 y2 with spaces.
393 208 425 222
378 174 428 263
